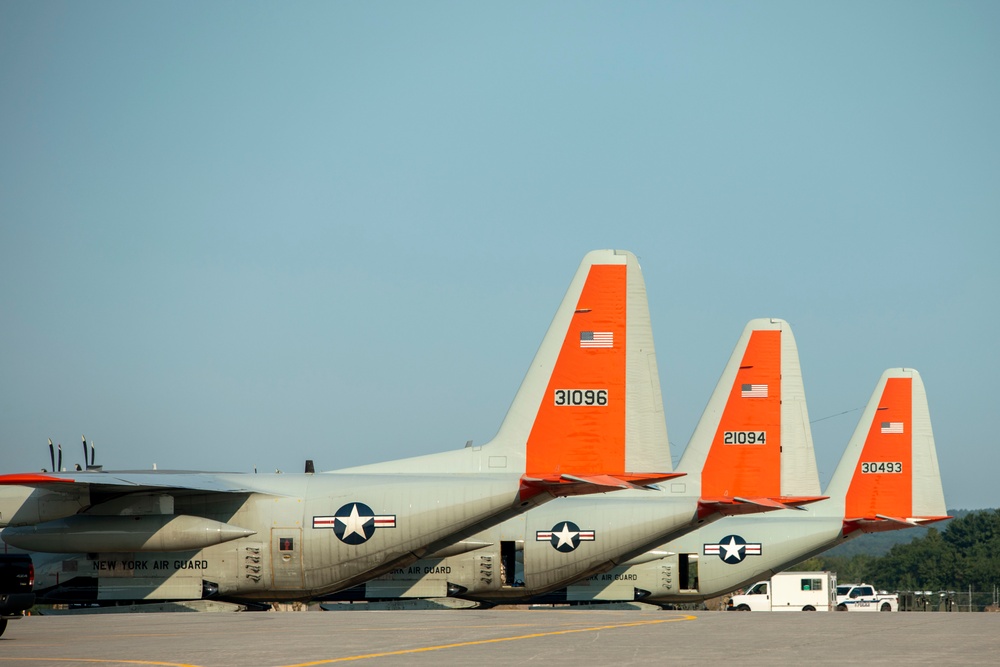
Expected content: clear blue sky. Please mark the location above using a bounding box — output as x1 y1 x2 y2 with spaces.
2 2 997 509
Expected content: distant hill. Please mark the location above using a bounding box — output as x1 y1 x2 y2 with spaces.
823 509 974 557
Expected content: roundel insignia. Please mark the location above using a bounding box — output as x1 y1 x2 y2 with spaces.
312 502 396 545
703 534 762 564
535 521 596 553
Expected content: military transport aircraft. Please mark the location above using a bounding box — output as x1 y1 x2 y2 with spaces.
308 317 830 606
0 249 677 605
542 367 950 606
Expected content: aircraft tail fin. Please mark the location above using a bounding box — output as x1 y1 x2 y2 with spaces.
493 249 673 487
677 318 825 517
341 250 674 494
828 369 950 534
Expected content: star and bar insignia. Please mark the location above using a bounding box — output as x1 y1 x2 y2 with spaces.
313 502 396 545
703 534 762 564
536 521 596 553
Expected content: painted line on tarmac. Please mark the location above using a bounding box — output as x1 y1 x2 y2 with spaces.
0 659 203 667
279 614 697 666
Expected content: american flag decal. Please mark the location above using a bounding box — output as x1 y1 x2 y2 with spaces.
580 331 613 348
741 384 768 398
881 422 904 434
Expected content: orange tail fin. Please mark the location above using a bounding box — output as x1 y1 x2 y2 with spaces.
832 369 950 533
677 318 824 517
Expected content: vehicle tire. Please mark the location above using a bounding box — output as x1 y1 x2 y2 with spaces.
802 605 816 611
736 604 751 611
0 618 7 638
880 602 892 612
836 604 848 611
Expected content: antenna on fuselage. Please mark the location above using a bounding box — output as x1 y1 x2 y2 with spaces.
305 460 315 474
80 436 100 470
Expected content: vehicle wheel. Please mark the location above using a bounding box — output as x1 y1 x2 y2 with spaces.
880 602 892 612
0 618 7 638
836 604 848 611
802 605 816 611
736 604 751 611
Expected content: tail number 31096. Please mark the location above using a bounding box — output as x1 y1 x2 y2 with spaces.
554 389 608 406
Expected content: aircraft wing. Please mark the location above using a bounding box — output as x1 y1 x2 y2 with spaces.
0 472 259 495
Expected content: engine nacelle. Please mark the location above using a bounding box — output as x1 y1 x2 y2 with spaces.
1 514 255 553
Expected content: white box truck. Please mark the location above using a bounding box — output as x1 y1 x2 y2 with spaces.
727 571 837 612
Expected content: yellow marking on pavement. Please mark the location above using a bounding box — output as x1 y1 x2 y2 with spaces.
0 660 203 667
280 614 697 665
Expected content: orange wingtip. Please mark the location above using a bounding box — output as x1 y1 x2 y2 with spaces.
843 515 952 535
0 473 75 485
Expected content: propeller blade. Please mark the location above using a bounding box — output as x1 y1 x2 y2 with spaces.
48 439 55 472
57 444 63 472
82 435 88 469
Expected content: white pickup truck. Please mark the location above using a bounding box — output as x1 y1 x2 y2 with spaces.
835 583 898 611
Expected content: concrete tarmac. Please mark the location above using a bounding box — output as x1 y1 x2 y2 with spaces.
1 608 997 666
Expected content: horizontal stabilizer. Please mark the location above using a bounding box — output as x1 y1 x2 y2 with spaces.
698 494 828 517
520 472 681 500
843 514 952 535
775 495 829 508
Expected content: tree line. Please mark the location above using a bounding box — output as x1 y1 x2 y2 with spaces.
793 509 1000 593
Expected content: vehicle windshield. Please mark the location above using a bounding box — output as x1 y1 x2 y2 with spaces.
836 586 851 596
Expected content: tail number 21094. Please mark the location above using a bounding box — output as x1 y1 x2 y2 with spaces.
723 431 766 445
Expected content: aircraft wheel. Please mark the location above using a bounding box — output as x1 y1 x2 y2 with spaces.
0 618 7 638
880 602 892 612
735 604 751 611
836 604 848 611
802 605 816 611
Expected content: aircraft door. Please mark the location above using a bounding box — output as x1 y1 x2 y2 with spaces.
679 553 699 592
500 541 518 587
270 528 304 590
